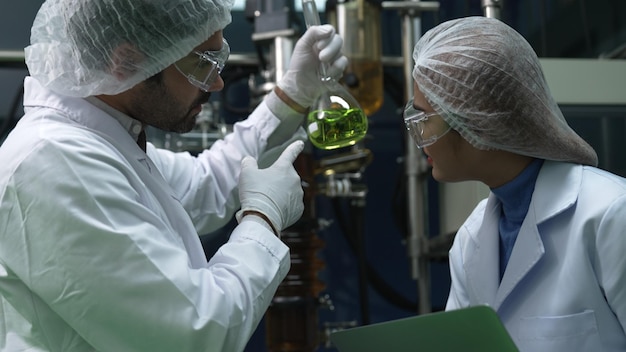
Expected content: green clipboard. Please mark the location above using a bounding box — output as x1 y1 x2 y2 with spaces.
329 305 519 352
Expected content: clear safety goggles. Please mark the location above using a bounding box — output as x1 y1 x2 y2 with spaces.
174 38 230 91
404 99 452 148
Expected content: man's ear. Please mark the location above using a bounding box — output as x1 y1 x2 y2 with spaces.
110 43 143 81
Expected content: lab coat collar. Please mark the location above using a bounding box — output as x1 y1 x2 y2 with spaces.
23 77 147 159
465 197 501 306
531 160 582 223
84 96 145 147
494 208 543 308
466 160 582 309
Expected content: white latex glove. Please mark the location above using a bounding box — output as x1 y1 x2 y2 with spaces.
277 24 349 108
235 141 305 235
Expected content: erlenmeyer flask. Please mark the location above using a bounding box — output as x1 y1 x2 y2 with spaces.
302 0 368 150
326 0 384 116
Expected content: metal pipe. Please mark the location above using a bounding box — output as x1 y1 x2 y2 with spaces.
402 12 431 316
481 0 502 19
0 50 407 69
0 50 25 63
402 8 421 308
273 36 294 83
381 0 439 315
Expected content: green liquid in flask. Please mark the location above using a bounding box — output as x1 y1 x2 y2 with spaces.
306 107 368 150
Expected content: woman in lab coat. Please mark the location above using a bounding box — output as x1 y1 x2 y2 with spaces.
405 16 626 351
0 0 347 351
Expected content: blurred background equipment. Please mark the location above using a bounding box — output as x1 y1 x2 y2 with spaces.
2 1 626 351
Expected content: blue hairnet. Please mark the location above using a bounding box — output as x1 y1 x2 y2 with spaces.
25 0 234 97
412 16 598 166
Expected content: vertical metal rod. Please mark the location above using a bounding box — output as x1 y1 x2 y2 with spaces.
273 36 294 83
400 8 431 315
481 0 502 19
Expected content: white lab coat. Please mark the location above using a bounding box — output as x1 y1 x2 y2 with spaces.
447 160 626 351
0 77 306 352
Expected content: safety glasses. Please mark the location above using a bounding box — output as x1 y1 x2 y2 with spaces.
174 38 230 92
403 99 452 148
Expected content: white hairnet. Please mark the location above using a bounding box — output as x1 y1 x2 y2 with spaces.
412 16 598 166
25 0 234 97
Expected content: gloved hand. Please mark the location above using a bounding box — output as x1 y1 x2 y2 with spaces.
277 24 349 108
236 141 305 235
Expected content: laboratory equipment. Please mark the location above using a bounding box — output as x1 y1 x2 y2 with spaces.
327 0 384 116
265 152 328 352
151 101 230 153
302 0 368 150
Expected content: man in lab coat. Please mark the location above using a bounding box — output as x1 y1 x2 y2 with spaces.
0 0 347 351
405 16 626 351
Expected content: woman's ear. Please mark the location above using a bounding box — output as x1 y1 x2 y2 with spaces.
110 43 143 81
